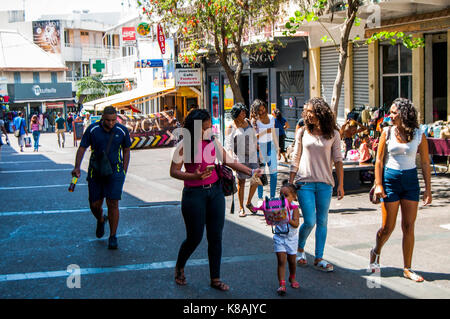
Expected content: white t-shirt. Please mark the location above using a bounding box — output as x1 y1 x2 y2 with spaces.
256 115 275 143
385 127 423 170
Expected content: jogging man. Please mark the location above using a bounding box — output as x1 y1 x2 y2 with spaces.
71 106 131 249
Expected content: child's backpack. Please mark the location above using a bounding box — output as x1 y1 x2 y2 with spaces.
253 195 297 235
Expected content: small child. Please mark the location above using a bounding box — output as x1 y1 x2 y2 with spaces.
358 134 372 164
274 180 301 296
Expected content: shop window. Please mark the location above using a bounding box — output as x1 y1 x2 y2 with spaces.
279 71 304 94
380 44 412 108
51 72 57 83
33 72 40 83
14 72 21 84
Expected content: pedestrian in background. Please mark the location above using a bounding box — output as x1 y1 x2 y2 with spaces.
55 112 67 148
371 98 431 282
67 113 74 133
250 99 280 201
273 109 290 162
225 103 259 217
0 115 10 149
30 115 41 152
289 97 344 272
72 106 131 250
12 111 28 152
170 109 262 291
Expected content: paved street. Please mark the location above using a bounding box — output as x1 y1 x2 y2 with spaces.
1 132 449 301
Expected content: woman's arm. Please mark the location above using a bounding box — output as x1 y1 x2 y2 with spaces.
334 161 344 200
374 130 387 199
289 129 302 184
418 133 432 205
215 139 260 176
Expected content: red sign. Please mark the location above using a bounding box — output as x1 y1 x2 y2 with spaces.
157 24 165 55
122 27 136 42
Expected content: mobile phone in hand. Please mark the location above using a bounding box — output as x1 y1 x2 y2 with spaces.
206 165 215 172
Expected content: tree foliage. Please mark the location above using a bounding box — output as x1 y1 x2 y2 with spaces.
75 75 124 103
284 0 424 115
136 0 286 104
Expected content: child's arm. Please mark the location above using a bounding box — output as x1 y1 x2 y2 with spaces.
289 208 300 228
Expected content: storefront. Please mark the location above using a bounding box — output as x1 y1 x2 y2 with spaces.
205 38 309 142
6 82 73 130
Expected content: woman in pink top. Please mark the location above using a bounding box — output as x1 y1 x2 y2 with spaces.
30 115 41 152
170 109 262 291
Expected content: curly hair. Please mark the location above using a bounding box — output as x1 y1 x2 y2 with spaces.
391 98 419 142
302 97 338 140
250 99 266 128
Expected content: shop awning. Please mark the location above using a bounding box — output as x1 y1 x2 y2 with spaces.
83 86 176 112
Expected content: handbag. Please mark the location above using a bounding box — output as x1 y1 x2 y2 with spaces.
24 136 32 148
14 130 20 138
89 130 115 180
215 163 237 197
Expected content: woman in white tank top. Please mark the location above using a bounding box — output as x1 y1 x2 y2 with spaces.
371 98 432 282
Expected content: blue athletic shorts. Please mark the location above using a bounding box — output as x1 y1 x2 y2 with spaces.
382 167 420 202
88 172 126 202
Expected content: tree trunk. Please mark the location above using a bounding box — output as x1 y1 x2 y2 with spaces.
330 1 359 116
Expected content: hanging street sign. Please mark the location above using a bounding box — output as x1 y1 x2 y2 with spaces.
157 24 166 55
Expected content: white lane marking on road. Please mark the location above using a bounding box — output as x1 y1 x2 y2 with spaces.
0 168 72 173
125 172 180 195
440 224 450 230
0 184 87 190
0 204 180 217
0 160 53 164
0 254 272 282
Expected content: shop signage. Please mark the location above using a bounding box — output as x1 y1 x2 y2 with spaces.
157 24 166 55
135 59 164 68
175 68 201 86
7 83 72 101
90 58 106 74
122 27 136 46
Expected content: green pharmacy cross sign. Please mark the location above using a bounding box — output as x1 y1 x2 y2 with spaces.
91 59 106 74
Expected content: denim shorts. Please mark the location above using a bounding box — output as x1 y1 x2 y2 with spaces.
382 167 420 202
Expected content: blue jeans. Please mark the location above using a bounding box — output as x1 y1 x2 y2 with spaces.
257 141 278 199
32 131 40 150
297 182 333 259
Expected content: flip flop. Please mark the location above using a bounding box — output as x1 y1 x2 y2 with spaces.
239 209 247 217
175 267 187 286
297 251 307 267
314 260 334 272
246 203 257 214
210 280 229 291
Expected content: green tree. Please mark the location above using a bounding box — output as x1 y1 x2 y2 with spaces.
137 0 286 104
75 75 123 103
284 0 424 115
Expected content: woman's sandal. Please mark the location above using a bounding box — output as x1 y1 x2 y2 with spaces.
277 280 286 296
210 279 230 291
369 248 381 273
403 268 424 283
175 267 187 286
314 259 334 272
297 251 308 267
289 277 300 289
246 203 257 214
239 209 247 217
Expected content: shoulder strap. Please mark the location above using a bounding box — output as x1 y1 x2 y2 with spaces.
105 129 115 154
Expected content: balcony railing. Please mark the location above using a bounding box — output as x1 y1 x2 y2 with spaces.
62 43 121 62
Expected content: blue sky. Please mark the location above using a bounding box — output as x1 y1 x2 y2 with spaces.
0 0 139 20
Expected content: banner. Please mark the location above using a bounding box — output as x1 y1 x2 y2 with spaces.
157 24 166 54
175 66 201 87
122 27 136 46
32 20 61 55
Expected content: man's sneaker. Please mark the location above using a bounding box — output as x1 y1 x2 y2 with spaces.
108 235 118 250
96 215 107 238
